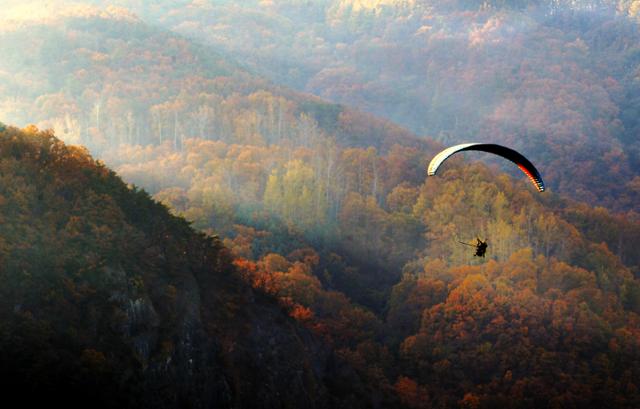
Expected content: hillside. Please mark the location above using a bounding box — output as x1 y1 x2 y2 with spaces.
224 157 640 408
0 5 428 156
90 0 640 212
2 3 640 408
97 92 640 406
0 123 372 408
0 6 437 310
3 119 640 407
94 102 640 406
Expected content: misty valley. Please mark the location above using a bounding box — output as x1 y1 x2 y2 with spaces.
1 1 640 408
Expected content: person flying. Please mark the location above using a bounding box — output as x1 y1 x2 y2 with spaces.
474 238 488 257
458 237 488 257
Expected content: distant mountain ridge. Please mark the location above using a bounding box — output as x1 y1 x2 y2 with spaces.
90 0 640 212
0 6 427 156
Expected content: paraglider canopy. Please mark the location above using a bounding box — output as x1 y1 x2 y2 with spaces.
428 143 545 192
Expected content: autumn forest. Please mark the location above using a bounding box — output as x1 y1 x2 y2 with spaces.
1 1 640 408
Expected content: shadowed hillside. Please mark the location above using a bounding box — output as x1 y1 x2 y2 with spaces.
0 123 372 409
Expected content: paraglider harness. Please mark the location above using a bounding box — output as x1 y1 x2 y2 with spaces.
458 237 488 257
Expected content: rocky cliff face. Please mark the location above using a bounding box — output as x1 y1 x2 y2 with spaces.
0 125 365 408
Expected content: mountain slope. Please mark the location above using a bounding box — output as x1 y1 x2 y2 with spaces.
0 6 437 310
2 4 640 407
0 6 429 156
0 123 368 408
97 0 640 212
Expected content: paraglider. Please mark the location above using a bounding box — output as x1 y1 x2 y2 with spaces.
429 143 544 258
427 143 545 192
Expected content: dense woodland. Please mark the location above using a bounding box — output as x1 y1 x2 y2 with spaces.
2 1 640 408
66 0 640 211
0 124 375 408
4 119 640 407
4 1 640 209
111 131 640 407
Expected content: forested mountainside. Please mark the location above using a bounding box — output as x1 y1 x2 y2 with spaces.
2 2 640 408
66 0 640 211
100 75 640 407
110 125 640 407
192 150 640 408
0 6 436 309
3 118 640 407
0 6 427 155
0 124 374 409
